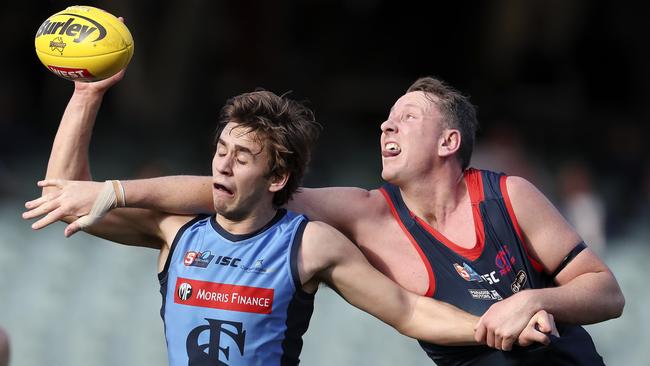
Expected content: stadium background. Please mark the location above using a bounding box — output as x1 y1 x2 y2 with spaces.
1 1 648 364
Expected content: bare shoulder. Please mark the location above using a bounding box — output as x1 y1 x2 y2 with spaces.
504 175 567 225
158 214 202 248
504 176 544 200
300 220 362 271
505 175 582 270
367 187 393 214
302 220 356 253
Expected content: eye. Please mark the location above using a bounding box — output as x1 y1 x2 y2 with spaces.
235 153 250 165
406 114 416 120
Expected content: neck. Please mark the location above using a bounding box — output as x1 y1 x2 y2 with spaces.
399 164 467 227
215 203 278 235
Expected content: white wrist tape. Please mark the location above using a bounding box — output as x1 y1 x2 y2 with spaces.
111 180 126 208
76 180 125 230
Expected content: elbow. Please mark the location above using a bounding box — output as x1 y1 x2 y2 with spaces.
606 276 625 319
610 291 625 319
393 319 417 340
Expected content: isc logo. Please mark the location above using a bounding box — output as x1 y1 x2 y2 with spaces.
215 256 241 267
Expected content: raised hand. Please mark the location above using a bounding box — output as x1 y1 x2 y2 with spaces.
73 68 126 94
23 179 105 236
72 18 126 95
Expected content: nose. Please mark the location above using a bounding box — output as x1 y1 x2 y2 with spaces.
381 118 397 134
212 153 233 176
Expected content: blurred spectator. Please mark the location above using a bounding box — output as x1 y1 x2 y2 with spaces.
0 326 9 366
558 160 607 256
471 121 552 191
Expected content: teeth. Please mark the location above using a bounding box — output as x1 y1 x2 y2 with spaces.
385 142 401 152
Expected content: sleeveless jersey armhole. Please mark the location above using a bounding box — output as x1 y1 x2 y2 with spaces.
288 219 316 299
157 214 209 282
499 176 544 272
379 187 436 297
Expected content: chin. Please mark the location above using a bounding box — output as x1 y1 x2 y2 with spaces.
381 169 396 183
213 199 230 215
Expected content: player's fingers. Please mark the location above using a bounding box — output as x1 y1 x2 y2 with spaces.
486 329 495 349
24 190 62 210
65 215 96 237
118 17 125 23
24 196 47 210
499 333 517 351
518 326 550 347
31 207 66 230
548 314 558 337
114 68 126 80
533 310 559 337
493 334 501 350
23 199 60 220
64 221 83 237
494 333 503 351
37 179 65 188
535 310 552 334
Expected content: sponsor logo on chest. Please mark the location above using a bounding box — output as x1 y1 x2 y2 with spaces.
174 277 274 314
468 289 503 301
182 250 275 274
453 262 500 285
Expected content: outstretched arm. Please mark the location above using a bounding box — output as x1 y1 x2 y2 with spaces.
43 71 125 191
25 176 212 235
301 221 555 347
29 67 188 248
475 176 624 349
23 179 370 236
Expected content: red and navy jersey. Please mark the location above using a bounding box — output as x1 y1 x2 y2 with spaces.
381 168 604 365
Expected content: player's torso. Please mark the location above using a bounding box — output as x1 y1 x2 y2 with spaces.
354 190 485 296
357 170 546 305
363 169 603 365
159 211 314 366
352 195 432 295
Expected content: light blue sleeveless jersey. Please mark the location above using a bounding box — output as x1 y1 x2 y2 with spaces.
158 210 314 366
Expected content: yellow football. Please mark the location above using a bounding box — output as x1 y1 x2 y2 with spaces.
34 6 134 82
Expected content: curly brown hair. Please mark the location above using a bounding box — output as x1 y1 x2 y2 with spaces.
215 90 321 206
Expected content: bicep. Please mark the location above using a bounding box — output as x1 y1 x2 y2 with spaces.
306 223 412 328
81 208 188 250
289 187 374 239
507 176 609 282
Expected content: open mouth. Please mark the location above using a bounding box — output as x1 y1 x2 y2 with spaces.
213 183 234 196
382 142 402 157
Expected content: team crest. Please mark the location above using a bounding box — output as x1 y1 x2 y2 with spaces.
454 262 483 282
454 263 471 281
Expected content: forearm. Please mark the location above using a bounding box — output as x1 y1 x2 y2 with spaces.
399 296 479 346
523 271 624 325
122 176 214 214
44 90 104 191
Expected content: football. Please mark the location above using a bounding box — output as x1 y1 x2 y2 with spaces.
34 6 134 82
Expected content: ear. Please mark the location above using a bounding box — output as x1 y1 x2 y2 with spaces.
268 171 290 193
438 128 461 158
